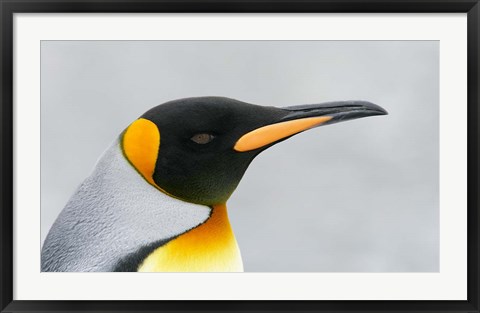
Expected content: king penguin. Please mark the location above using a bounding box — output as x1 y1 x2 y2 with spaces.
41 96 387 272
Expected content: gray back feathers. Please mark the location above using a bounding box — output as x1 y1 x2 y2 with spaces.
41 140 210 272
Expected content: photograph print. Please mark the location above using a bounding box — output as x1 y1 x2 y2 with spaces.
40 40 439 272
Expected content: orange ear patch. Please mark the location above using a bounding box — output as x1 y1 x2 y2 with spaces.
234 116 332 152
122 118 160 186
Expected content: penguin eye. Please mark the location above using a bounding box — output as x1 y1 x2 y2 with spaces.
190 133 215 144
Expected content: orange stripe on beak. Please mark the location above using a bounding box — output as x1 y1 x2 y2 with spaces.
234 116 332 152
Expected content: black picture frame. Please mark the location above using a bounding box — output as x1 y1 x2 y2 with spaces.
1 1 479 312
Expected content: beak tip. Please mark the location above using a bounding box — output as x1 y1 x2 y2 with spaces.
375 107 388 116
357 101 388 116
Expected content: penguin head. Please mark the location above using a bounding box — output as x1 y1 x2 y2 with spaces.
121 97 387 206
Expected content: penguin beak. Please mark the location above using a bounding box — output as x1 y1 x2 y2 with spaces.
234 101 387 152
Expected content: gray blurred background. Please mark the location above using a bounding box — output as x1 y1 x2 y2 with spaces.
41 41 439 272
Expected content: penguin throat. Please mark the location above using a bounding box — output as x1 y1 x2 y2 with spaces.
137 203 243 272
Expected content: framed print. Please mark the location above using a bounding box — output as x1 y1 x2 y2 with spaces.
1 1 479 312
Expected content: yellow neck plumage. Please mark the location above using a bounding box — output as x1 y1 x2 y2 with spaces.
137 203 243 272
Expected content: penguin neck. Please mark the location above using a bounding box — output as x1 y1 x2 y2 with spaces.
137 203 243 272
